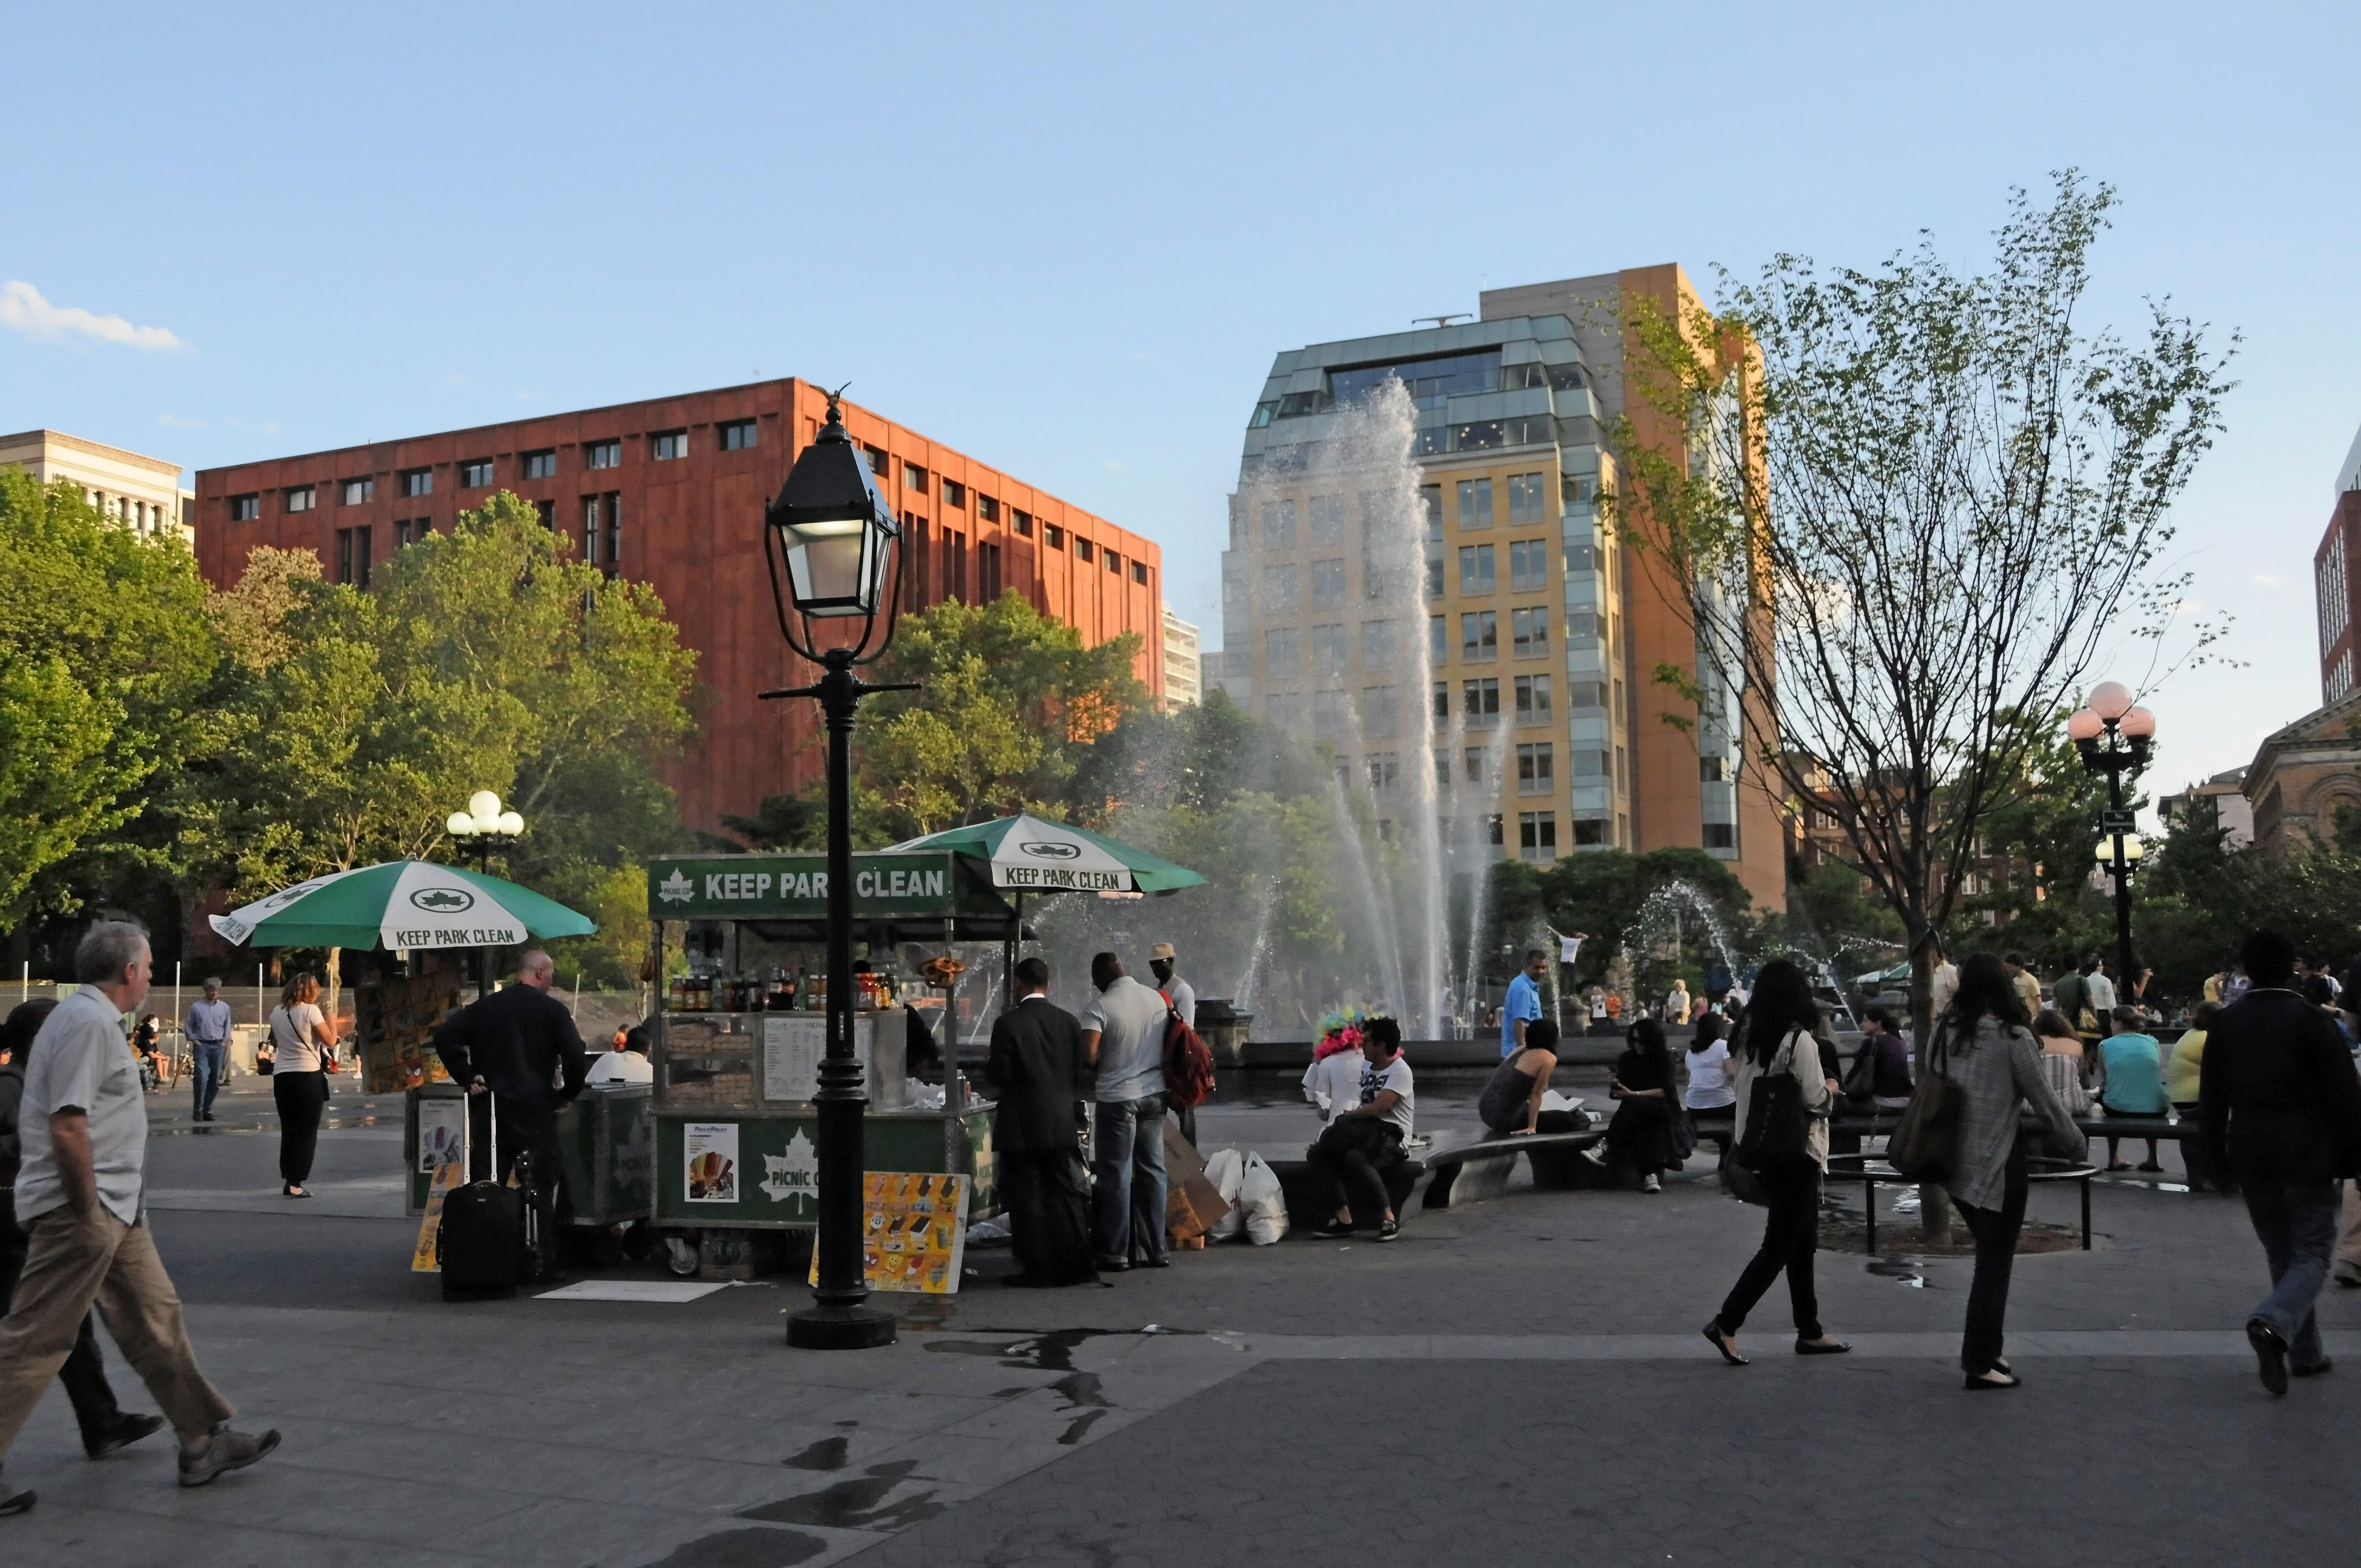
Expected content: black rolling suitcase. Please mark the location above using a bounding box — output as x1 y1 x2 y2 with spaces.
438 1094 531 1300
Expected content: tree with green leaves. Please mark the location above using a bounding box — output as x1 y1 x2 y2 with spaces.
1604 172 2232 1064
0 471 216 925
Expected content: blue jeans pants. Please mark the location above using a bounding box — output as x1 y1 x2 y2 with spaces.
1091 1095 1168 1264
2244 1179 2340 1368
191 1041 228 1117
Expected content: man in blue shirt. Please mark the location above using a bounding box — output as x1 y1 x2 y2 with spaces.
1502 949 1548 1059
183 979 233 1124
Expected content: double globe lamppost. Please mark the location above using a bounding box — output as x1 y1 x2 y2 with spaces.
2066 682 2156 997
445 792 526 998
761 392 911 1352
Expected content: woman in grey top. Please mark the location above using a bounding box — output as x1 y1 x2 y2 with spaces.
1935 953 2088 1390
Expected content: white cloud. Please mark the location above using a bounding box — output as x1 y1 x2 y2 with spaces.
2253 574 2284 587
157 412 206 428
0 280 182 350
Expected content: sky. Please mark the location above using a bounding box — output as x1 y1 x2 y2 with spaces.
7 1 2357 816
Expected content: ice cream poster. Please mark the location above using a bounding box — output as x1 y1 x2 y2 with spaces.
684 1123 740 1203
416 1097 467 1174
809 1172 969 1293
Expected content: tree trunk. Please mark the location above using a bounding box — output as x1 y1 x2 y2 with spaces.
1905 924 1952 1243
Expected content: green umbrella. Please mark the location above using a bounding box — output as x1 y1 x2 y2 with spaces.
208 859 597 950
888 812 1204 894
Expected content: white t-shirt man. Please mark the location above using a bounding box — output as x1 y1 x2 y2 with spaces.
1358 1054 1415 1139
1081 974 1169 1104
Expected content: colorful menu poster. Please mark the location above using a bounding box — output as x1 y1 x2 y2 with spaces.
416 1097 467 1175
809 1172 969 1294
684 1123 740 1203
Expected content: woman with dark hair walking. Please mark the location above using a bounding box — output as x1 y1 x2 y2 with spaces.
1702 959 1849 1364
1936 952 2087 1389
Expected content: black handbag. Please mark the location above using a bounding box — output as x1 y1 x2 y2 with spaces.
1724 1031 1810 1205
1885 1021 1965 1183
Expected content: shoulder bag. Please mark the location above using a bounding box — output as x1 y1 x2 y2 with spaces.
1885 1019 1965 1183
1725 1031 1810 1204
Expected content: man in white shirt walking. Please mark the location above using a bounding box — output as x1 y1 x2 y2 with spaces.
1081 951 1171 1272
0 924 279 1518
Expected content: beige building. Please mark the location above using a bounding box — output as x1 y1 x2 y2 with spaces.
0 428 193 545
1161 606 1201 711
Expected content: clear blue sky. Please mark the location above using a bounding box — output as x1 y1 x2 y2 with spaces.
7 1 2355 808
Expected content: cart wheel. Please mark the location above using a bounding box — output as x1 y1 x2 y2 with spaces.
619 1221 657 1262
663 1233 699 1277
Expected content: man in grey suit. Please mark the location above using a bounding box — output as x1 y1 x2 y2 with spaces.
984 958 1098 1287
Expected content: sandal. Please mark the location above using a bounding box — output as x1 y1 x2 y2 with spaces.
283 1184 312 1199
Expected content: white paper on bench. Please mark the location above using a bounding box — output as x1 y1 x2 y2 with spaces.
535 1280 730 1303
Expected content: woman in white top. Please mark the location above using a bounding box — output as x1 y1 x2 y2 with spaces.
1301 1034 1368 1124
1703 960 1848 1365
268 972 339 1197
1683 1014 1736 1114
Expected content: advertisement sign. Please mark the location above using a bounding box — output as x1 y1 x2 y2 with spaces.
683 1123 740 1203
416 1096 467 1175
808 1172 970 1293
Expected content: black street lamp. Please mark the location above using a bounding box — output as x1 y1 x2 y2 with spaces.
761 389 910 1352
2066 683 2156 999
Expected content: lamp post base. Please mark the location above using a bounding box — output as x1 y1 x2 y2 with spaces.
786 1303 899 1351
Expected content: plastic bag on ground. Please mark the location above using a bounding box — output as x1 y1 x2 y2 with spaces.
1202 1148 1245 1242
1239 1152 1288 1245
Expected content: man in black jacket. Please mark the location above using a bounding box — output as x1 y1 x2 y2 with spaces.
983 957 1097 1287
432 950 590 1281
2201 928 2361 1395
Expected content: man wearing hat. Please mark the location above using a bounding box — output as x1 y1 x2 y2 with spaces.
1149 944 1197 1146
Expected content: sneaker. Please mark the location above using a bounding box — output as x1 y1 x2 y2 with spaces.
1581 1145 1608 1167
2247 1319 2289 1398
1310 1221 1354 1240
85 1412 166 1460
1642 1174 1662 1193
178 1426 280 1488
1375 1219 1401 1242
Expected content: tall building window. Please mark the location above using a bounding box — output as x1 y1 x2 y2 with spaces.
903 462 928 493
1572 749 1606 777
1515 674 1552 723
1263 563 1298 611
1426 552 1444 598
1360 619 1397 669
1131 559 1148 584
1519 812 1558 862
1013 508 1033 537
1459 544 1495 594
1574 818 1608 846
461 460 494 488
1565 541 1596 573
1076 538 1096 564
1517 743 1554 794
230 494 260 521
1312 690 1348 738
720 420 758 451
1462 677 1500 725
1262 499 1297 547
980 542 1003 600
1312 624 1348 673
336 525 373 587
582 495 619 574
1366 752 1400 793
587 441 621 470
535 498 556 530
1509 538 1549 592
1267 693 1306 729
1508 472 1549 521
2320 535 2351 654
1432 681 1449 720
946 531 967 600
1363 686 1399 737
652 431 688 460
1312 558 1346 608
1429 615 1446 664
1266 627 1301 676
1461 611 1497 662
1488 814 1506 849
1456 478 1493 529
1513 607 1549 658
342 477 374 505
1568 609 1599 643
394 518 427 547
400 469 432 498
523 451 556 480
1045 522 1064 549
863 444 888 476
285 486 315 513
1704 823 1736 849
1420 484 1444 538
1309 493 1345 542
1105 548 1122 575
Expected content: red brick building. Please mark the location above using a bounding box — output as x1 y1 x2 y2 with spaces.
192 380 1165 831
2315 423 2361 704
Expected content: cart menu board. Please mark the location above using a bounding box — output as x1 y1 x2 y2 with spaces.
357 973 461 1093
808 1172 970 1293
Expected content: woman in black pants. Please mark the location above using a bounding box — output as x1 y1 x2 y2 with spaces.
1582 1018 1679 1190
1935 953 2086 1389
266 972 339 1198
1702 960 1849 1365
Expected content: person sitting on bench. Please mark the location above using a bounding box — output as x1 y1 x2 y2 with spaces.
1585 1017 1678 1192
1479 1017 1560 1136
1307 1017 1413 1243
2098 1007 2168 1172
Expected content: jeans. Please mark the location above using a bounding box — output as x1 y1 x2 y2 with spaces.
2244 1179 2340 1368
1091 1095 1167 1264
1717 1163 1822 1339
1954 1144 2030 1375
1307 1117 1406 1223
191 1040 227 1117
273 1070 328 1185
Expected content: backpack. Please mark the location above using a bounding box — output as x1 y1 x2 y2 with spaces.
1160 993 1215 1109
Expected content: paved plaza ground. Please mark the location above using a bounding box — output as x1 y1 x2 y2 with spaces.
3 1069 2358 1566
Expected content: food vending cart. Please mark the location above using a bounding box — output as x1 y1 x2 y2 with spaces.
643 851 1016 1265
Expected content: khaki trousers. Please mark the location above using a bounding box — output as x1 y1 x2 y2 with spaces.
0 1206 234 1457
